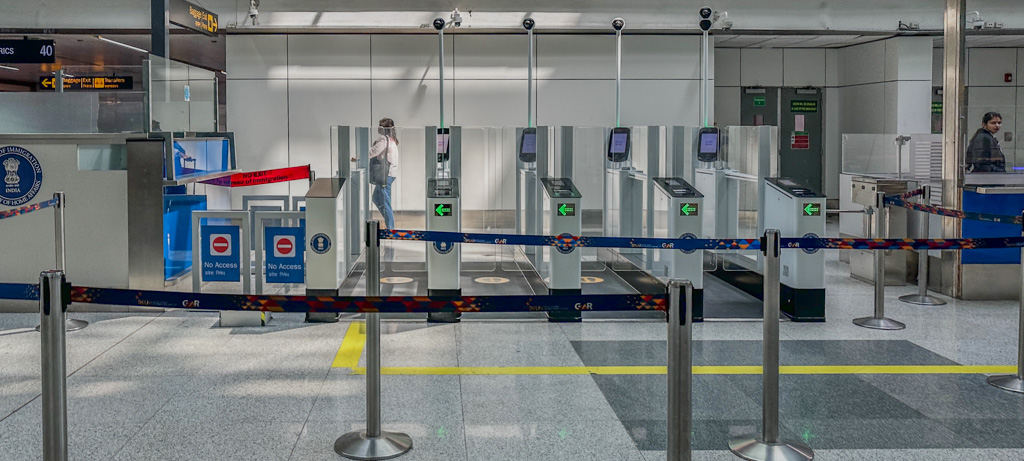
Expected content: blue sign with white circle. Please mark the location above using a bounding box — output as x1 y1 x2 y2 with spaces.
310 233 332 255
0 146 43 207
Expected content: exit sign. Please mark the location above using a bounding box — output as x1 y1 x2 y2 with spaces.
434 203 452 217
680 203 699 216
557 203 576 216
753 96 766 107
803 203 821 217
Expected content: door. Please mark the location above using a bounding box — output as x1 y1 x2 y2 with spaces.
780 87 824 192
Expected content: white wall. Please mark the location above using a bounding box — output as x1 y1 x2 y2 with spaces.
226 33 706 211
715 37 933 199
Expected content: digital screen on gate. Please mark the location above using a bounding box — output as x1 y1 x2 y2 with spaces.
520 133 537 155
699 132 719 154
609 133 629 154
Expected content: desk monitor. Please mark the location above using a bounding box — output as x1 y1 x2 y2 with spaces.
436 127 450 163
519 127 537 162
607 127 631 162
697 127 720 162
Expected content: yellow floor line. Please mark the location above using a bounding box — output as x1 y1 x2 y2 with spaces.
331 321 366 368
345 365 1019 376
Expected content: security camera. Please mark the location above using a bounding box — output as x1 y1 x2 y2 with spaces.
451 8 463 27
698 7 714 31
717 12 733 30
612 17 625 31
433 18 446 30
248 0 259 26
523 18 535 31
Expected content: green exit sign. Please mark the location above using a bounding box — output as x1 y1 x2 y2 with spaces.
753 96 766 107
803 203 821 217
434 203 453 217
680 203 699 216
557 203 576 216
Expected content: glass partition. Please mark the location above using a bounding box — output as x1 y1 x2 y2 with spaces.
148 55 217 133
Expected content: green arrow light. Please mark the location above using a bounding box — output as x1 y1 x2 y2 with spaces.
681 204 692 216
804 203 820 216
436 204 444 215
559 204 567 216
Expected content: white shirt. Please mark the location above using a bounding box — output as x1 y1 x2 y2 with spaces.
369 136 399 175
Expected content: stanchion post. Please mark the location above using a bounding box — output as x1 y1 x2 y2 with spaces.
44 192 87 333
40 270 69 461
987 211 1024 394
729 230 813 461
335 221 412 460
853 192 906 330
667 280 693 461
900 185 946 306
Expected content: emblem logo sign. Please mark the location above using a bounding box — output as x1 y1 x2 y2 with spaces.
310 233 332 255
0 146 43 207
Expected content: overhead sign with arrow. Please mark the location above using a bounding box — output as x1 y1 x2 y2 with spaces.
39 76 133 91
434 203 452 217
0 39 55 64
680 203 699 217
803 202 821 217
557 203 576 217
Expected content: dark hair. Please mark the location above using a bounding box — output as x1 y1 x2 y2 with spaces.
983 112 1002 125
378 117 398 144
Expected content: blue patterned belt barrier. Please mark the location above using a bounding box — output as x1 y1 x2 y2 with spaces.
57 286 667 314
381 229 1024 252
383 229 763 252
0 283 40 300
0 197 60 220
884 193 1023 226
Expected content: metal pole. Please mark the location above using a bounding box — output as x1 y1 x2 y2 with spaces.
901 185 945 306
40 270 68 461
335 221 412 460
42 192 87 333
55 69 64 94
729 230 813 461
854 192 906 330
438 28 445 129
615 28 622 128
701 30 710 127
528 27 534 128
667 280 693 461
987 211 1024 394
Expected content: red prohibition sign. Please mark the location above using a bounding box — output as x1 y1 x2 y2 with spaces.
276 238 294 255
212 236 230 254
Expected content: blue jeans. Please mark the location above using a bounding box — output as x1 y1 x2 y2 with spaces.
372 176 396 229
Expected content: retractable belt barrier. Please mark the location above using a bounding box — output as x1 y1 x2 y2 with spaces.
884 188 1024 226
380 229 1024 252
0 197 60 220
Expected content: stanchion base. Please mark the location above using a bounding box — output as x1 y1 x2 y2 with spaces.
335 430 412 460
35 318 89 333
852 316 906 330
728 436 814 461
987 374 1024 394
898 294 946 306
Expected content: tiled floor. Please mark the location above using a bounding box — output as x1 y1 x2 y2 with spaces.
2 249 1024 460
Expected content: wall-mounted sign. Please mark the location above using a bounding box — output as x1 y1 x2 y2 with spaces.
753 96 766 107
931 101 943 115
0 146 43 207
791 131 810 150
39 76 133 91
169 0 219 36
0 39 55 64
790 100 819 113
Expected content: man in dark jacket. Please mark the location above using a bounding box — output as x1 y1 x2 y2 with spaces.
966 112 1006 172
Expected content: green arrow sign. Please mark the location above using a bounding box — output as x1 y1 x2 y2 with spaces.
435 203 452 217
680 203 699 216
803 203 821 216
557 203 576 216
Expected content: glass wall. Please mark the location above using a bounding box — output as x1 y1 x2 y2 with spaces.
149 55 218 133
